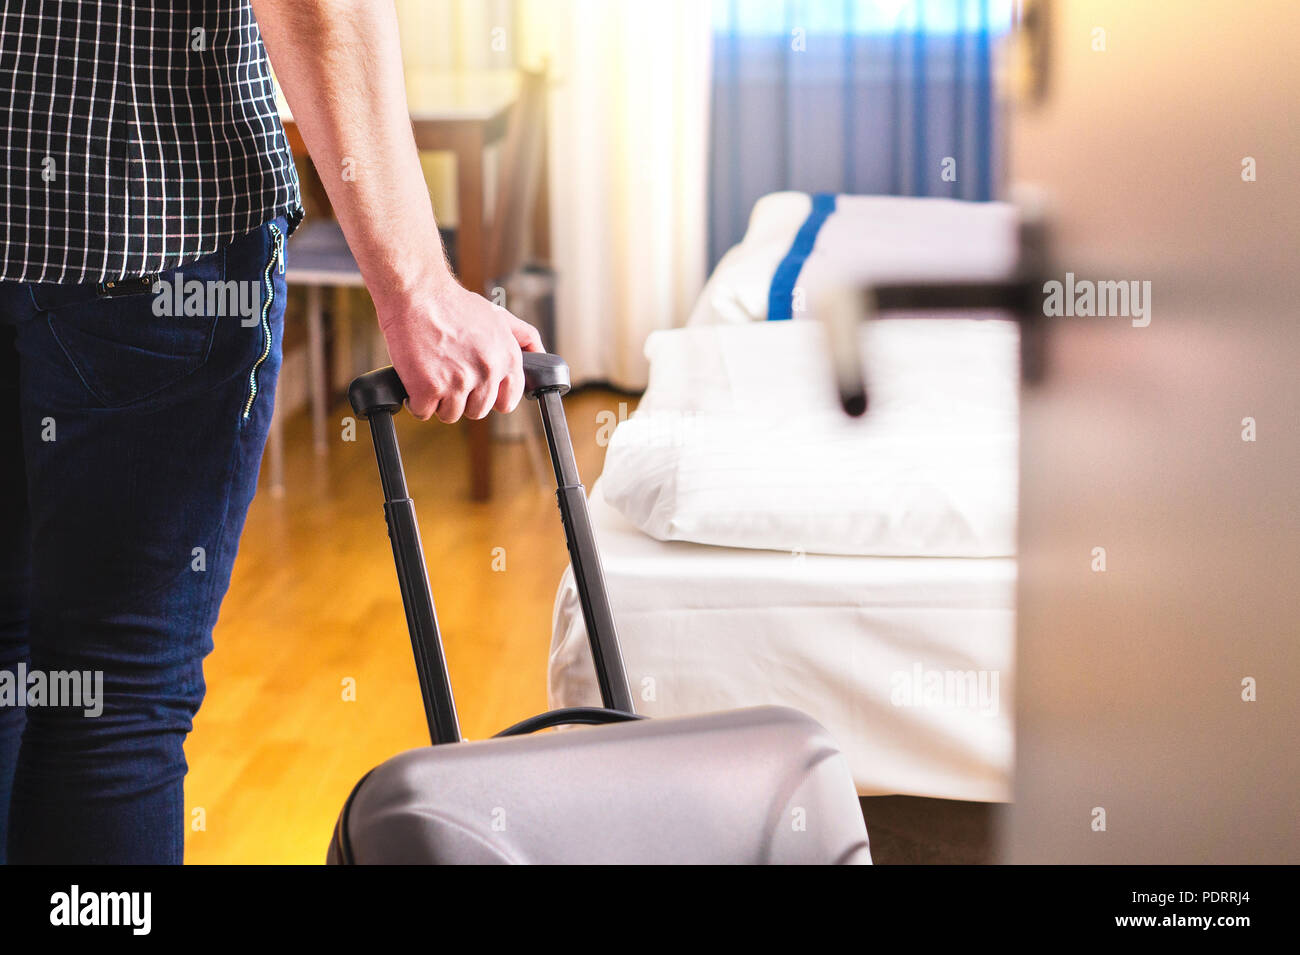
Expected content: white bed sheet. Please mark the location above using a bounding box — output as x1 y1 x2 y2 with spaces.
550 483 1015 802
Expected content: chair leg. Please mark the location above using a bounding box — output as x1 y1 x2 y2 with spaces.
268 399 286 498
522 405 551 491
307 284 328 455
467 419 492 500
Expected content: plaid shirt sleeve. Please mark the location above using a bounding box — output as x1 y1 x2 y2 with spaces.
0 0 303 284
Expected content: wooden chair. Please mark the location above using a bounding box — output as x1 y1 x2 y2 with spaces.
269 68 550 498
485 68 549 292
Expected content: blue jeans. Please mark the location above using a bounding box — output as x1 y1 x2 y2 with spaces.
0 217 287 863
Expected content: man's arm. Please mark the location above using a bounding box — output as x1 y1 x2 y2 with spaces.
250 0 541 422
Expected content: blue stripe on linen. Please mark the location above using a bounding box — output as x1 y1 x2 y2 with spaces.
768 192 837 321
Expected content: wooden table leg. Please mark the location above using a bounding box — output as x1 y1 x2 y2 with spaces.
454 129 493 501
306 284 329 455
267 401 286 498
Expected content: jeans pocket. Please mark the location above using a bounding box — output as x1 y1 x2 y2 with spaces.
42 250 227 408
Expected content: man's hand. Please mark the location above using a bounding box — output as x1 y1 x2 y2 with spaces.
251 0 543 423
379 280 543 423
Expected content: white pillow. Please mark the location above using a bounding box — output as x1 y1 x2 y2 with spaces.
599 321 1019 558
686 192 813 325
687 192 1018 325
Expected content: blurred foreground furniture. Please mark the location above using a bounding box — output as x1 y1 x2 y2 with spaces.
264 222 365 496
279 68 549 499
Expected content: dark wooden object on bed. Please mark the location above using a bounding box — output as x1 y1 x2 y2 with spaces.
860 796 1002 864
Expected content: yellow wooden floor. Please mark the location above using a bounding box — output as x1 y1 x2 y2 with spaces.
183 388 633 864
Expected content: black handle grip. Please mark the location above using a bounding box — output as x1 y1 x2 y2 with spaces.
348 353 570 419
348 366 406 418
520 352 570 398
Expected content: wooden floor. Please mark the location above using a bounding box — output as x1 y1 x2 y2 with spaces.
183 388 634 864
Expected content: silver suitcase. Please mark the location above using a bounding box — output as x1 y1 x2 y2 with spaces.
329 355 869 865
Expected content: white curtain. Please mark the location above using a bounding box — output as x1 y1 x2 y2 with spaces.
519 0 713 389
396 0 516 70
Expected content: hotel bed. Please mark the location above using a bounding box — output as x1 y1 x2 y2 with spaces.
548 192 1020 803
550 484 1016 801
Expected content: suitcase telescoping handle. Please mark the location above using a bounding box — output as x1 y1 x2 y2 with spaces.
349 353 637 745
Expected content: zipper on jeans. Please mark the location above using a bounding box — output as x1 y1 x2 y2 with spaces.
243 221 285 422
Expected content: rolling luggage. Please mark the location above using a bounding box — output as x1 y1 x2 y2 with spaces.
328 353 870 864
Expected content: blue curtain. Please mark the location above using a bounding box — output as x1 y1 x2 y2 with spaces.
709 0 1013 266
